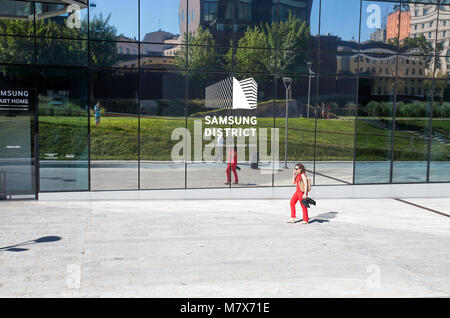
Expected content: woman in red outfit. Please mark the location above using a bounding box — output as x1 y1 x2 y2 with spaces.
287 163 309 224
225 145 238 185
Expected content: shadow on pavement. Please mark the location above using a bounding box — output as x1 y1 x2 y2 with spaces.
309 212 339 224
0 236 62 253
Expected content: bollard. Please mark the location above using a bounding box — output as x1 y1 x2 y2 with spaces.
0 171 6 200
250 151 259 169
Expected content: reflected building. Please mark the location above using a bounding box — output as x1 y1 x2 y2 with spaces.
370 28 386 42
0 0 88 20
410 3 439 44
115 31 181 69
386 6 411 43
179 0 313 45
410 3 450 75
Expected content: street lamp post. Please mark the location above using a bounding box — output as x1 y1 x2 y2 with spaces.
307 61 315 119
283 77 292 169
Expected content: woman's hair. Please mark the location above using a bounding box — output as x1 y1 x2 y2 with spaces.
295 163 305 174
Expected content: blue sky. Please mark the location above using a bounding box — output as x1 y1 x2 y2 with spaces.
88 0 395 43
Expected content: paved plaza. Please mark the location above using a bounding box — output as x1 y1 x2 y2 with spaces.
0 197 449 297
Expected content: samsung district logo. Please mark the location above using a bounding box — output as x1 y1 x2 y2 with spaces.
205 77 258 110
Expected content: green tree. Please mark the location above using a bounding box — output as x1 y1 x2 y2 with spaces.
273 11 311 74
174 26 224 77
0 13 118 67
233 25 271 74
0 18 33 36
233 11 310 77
86 14 119 67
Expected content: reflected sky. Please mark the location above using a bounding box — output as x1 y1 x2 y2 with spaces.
89 0 181 39
90 0 324 41
319 0 360 41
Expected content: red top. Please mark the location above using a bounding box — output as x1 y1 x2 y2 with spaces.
227 149 237 166
295 173 307 194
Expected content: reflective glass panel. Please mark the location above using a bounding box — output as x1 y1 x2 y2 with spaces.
401 2 437 56
140 0 185 42
320 0 360 51
89 68 139 190
90 40 133 68
360 1 400 52
89 0 138 41
140 70 187 189
231 73 275 188
429 79 450 182
0 115 35 196
0 35 34 64
274 75 316 187
315 76 356 185
37 66 89 192
35 1 88 39
37 38 88 66
354 77 395 184
186 0 234 47
186 72 233 188
392 78 431 183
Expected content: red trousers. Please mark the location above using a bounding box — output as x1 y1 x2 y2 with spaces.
226 164 238 183
290 191 309 222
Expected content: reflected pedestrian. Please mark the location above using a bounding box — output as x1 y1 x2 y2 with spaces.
94 102 102 126
287 163 309 224
225 145 238 185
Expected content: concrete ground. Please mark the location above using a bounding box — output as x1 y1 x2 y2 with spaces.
0 197 449 298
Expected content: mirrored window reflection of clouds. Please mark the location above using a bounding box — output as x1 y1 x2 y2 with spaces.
89 0 138 41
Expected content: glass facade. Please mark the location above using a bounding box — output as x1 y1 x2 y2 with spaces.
1 0 449 196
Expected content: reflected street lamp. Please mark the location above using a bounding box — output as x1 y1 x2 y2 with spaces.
283 77 292 169
307 61 315 119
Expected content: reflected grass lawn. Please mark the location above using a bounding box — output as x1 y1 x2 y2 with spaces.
37 115 450 161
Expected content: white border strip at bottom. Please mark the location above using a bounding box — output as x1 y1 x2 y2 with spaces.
38 183 450 201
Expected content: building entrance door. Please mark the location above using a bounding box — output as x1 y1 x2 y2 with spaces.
0 115 37 200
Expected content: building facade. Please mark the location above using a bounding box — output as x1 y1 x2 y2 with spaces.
0 0 449 200
386 6 411 43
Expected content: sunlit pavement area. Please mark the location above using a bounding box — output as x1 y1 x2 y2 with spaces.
0 198 449 297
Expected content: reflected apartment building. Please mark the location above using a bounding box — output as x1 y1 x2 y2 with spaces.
115 31 180 69
410 3 450 76
179 0 313 46
335 3 440 99
382 3 450 76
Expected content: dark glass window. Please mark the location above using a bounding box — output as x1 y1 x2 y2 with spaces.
37 66 89 192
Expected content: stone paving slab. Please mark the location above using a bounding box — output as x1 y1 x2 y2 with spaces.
0 198 449 297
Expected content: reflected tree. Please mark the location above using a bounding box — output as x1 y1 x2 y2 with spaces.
87 13 119 66
0 13 118 67
233 11 310 76
174 27 225 77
